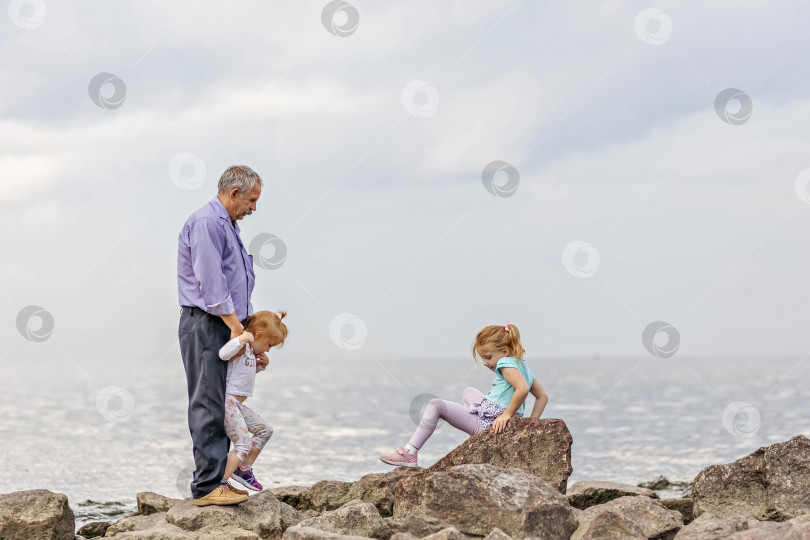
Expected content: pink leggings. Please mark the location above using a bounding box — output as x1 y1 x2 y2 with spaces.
408 387 485 450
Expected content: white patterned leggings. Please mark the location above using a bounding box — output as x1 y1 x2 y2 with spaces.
224 394 273 461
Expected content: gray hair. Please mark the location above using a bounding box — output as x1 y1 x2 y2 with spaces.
218 165 263 196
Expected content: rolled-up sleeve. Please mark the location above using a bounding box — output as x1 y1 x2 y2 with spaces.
189 218 235 316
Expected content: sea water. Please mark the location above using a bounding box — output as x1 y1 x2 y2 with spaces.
1 354 808 529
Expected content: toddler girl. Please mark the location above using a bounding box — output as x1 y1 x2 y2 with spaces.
380 321 548 467
219 310 287 491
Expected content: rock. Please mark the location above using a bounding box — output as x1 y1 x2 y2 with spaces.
282 526 373 540
580 496 683 539
105 512 169 536
672 513 748 540
482 529 512 540
283 481 351 514
272 486 312 509
396 516 455 538
640 476 691 493
106 519 191 539
137 492 182 516
275 468 421 517
394 463 578 539
692 435 810 521
194 526 261 540
421 528 463 540
0 489 75 540
661 498 695 525
105 511 260 540
390 534 419 540
296 500 393 540
343 468 422 517
726 521 810 539
427 418 573 494
165 491 304 539
78 520 112 538
570 508 646 540
566 481 658 509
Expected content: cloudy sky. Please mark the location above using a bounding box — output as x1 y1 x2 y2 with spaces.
2 0 810 373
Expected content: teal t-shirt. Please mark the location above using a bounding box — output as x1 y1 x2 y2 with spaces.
484 356 536 415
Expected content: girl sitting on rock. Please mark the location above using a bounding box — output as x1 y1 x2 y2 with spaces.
380 321 548 468
218 310 287 492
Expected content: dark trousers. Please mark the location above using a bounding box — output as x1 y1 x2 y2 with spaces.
178 305 231 499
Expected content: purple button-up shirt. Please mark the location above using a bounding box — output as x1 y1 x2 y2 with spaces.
177 196 256 321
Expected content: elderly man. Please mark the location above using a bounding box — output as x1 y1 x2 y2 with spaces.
177 165 268 506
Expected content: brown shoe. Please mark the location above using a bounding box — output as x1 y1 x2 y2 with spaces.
225 482 249 496
192 484 248 506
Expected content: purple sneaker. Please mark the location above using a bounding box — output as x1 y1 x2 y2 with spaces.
231 466 263 491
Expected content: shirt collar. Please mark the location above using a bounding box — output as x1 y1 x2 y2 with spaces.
210 195 240 233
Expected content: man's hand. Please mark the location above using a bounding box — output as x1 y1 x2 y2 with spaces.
221 312 243 340
491 413 512 434
256 351 269 369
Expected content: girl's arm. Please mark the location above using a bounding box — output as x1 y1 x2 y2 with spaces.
527 379 549 419
491 367 530 434
219 337 242 361
219 331 253 360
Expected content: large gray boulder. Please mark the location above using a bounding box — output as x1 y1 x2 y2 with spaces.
426 418 573 494
692 435 810 521
296 500 393 539
566 481 658 509
165 491 304 538
273 468 421 517
106 490 303 539
394 463 577 539
0 489 75 540
579 495 683 539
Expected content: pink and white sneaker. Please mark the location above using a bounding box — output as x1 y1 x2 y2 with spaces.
380 447 418 467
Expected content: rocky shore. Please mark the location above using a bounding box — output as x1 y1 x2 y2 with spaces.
3 419 810 539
